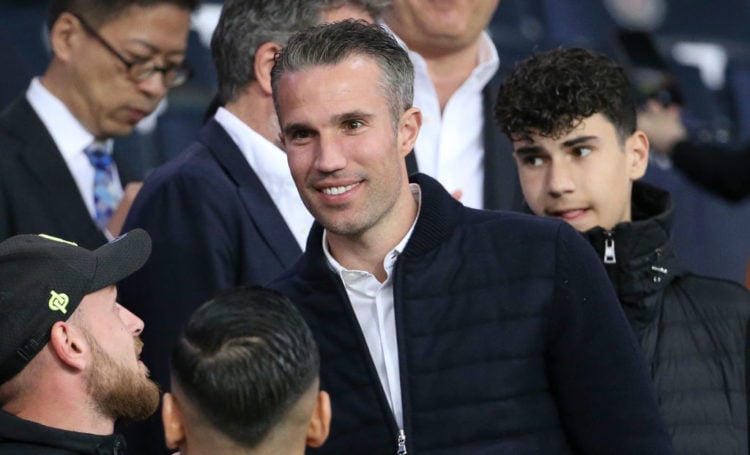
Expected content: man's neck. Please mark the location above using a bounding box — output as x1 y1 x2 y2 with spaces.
326 186 419 282
224 83 280 146
415 40 480 112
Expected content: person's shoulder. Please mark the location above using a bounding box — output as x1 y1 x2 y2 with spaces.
142 139 226 188
675 273 750 315
465 207 569 236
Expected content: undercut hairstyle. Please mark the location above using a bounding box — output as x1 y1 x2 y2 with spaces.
271 19 414 126
170 286 320 448
495 48 637 144
48 0 199 30
211 0 391 105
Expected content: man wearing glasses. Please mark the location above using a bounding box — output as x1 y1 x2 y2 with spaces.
0 0 197 249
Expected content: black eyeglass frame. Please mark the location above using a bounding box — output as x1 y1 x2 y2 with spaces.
71 12 193 88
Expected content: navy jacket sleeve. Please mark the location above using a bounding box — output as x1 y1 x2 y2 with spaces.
547 222 674 454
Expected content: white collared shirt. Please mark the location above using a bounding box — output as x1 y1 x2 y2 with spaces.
26 78 123 223
214 107 313 249
389 28 500 209
323 184 422 429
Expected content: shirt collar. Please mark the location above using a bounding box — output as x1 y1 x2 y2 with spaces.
213 107 291 183
25 77 108 159
381 22 500 90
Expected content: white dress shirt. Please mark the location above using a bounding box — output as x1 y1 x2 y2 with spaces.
214 107 313 249
389 28 500 209
323 184 422 429
26 78 123 224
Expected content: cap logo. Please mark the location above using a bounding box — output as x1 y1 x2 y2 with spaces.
48 291 70 314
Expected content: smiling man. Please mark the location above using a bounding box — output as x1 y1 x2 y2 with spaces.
269 20 673 454
495 47 750 454
0 229 157 454
0 0 197 248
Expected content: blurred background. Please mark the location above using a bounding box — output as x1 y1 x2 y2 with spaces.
2 0 749 286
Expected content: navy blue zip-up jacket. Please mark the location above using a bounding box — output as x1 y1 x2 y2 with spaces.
269 173 674 454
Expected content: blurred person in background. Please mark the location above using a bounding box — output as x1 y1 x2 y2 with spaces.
382 0 524 211
639 98 750 201
0 0 197 248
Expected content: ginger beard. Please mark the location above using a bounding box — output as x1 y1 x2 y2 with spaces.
83 330 160 423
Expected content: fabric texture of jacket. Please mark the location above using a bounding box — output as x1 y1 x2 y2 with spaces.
0 95 142 249
0 410 126 454
269 173 674 454
583 182 750 454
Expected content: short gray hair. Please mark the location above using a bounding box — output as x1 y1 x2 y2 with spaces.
271 19 414 126
211 0 391 104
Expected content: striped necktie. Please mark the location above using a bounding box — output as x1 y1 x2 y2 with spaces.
84 142 119 229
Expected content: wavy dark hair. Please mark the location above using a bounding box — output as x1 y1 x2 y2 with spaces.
495 48 636 143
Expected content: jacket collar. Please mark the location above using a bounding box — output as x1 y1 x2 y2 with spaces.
0 410 126 454
582 182 684 305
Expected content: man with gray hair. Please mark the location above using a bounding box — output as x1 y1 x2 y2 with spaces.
269 20 674 454
119 1 387 453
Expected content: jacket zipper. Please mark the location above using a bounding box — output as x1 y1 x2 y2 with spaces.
397 428 408 454
603 231 616 264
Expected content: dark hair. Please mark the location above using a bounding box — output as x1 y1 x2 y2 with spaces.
211 0 390 105
170 286 320 448
271 19 414 125
495 48 636 143
48 0 199 30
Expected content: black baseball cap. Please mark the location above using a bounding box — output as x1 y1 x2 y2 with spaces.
0 229 151 384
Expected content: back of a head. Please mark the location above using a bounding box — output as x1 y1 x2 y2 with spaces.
170 286 320 449
47 0 199 29
210 0 383 105
270 19 414 125
495 47 637 143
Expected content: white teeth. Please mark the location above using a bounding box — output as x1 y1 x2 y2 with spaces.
322 183 358 195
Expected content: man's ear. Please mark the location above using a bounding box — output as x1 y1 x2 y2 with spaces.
254 41 283 96
48 321 88 372
162 392 186 450
49 12 82 62
306 390 331 448
398 107 422 159
626 130 650 180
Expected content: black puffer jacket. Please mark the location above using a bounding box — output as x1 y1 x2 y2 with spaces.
0 410 127 454
583 182 750 454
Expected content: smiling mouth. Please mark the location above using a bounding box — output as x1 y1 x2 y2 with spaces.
321 182 360 195
550 208 588 220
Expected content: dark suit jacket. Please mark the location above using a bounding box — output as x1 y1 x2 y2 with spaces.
0 96 141 249
118 119 302 454
406 71 524 211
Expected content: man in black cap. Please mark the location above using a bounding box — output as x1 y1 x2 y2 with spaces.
0 228 157 454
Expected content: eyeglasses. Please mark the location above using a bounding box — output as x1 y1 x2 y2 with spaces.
72 13 192 88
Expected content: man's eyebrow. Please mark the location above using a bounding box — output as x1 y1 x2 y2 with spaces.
561 135 598 147
514 144 545 156
282 122 311 136
335 110 373 123
125 39 186 57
